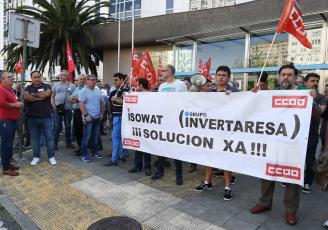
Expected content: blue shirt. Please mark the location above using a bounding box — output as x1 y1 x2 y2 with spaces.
78 87 102 119
211 84 239 93
71 85 84 110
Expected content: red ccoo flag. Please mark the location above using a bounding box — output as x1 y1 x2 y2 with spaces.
15 55 23 74
66 41 75 82
139 50 157 89
130 49 141 90
199 57 212 81
276 0 312 49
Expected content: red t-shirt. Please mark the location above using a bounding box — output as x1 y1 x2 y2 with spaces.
0 84 20 121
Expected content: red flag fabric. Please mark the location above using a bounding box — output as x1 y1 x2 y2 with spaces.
66 41 75 82
139 50 157 89
199 57 212 81
157 58 163 78
130 49 141 91
276 0 312 49
15 55 23 74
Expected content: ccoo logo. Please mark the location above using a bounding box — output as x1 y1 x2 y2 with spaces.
272 96 307 108
123 138 140 148
266 163 301 180
124 95 138 104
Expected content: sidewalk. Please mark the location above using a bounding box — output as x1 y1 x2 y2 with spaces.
0 135 327 230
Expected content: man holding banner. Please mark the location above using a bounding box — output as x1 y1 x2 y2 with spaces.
250 64 301 225
151 64 187 185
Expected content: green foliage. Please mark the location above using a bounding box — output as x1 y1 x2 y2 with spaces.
3 0 113 75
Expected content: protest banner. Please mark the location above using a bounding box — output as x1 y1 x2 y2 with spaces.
122 90 312 185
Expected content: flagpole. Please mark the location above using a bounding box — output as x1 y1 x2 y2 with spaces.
117 0 121 72
257 33 278 85
130 0 135 90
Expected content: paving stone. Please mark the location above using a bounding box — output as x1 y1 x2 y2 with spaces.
223 218 259 230
143 216 180 230
238 210 270 226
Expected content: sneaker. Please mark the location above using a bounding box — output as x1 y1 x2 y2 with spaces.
302 184 311 194
82 155 91 162
213 170 224 177
92 152 103 159
323 220 328 229
195 182 213 191
224 187 232 201
49 157 57 165
230 175 237 185
30 158 40 166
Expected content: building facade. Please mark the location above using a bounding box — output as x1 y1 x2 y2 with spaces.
92 0 328 91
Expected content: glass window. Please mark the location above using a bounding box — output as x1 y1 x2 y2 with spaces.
166 9 173 14
176 44 193 72
135 0 141 9
198 38 245 69
250 33 288 68
125 1 132 11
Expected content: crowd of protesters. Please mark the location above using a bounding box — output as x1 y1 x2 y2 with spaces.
0 63 328 227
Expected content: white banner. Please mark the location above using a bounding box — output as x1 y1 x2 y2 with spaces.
122 90 313 185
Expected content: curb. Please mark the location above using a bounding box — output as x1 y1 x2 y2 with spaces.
0 195 39 230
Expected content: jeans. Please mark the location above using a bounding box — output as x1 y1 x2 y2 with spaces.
304 133 319 186
81 118 100 156
28 117 55 159
156 157 182 179
73 109 83 148
0 120 17 170
111 116 126 162
134 151 151 170
54 109 72 145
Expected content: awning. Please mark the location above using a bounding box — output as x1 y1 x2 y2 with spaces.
91 0 328 50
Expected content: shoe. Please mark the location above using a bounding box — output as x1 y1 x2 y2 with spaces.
66 143 75 149
128 167 141 173
10 158 16 164
281 183 286 188
151 172 163 180
82 155 91 162
224 187 232 201
104 160 118 167
213 170 224 177
49 157 57 165
92 152 103 159
144 168 152 176
323 220 328 229
164 161 171 168
30 158 40 166
230 175 237 185
176 177 183 186
195 182 213 191
286 212 297 225
10 165 20 170
3 169 19 176
188 166 197 173
302 184 311 194
249 204 271 214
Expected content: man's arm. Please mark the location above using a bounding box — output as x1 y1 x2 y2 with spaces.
33 89 52 99
79 101 86 115
0 92 22 108
24 91 43 102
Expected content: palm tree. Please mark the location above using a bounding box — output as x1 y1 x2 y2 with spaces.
3 0 113 76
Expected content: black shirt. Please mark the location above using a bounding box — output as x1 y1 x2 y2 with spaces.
109 85 130 116
25 83 53 118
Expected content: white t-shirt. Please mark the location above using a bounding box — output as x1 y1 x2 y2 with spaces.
158 80 187 92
